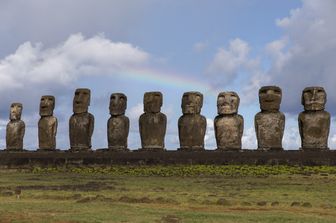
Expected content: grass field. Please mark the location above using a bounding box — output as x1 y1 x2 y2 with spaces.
0 165 336 223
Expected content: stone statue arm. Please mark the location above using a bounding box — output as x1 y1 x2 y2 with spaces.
298 112 303 144
89 114 94 138
238 115 244 139
200 115 207 139
162 113 167 138
279 112 285 140
20 121 26 140
54 117 58 138
326 111 331 140
254 114 259 143
125 116 130 138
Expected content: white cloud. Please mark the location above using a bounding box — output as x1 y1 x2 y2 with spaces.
266 0 336 113
242 127 257 149
206 38 262 95
193 41 208 53
0 33 151 149
0 33 150 113
205 118 216 149
0 33 149 91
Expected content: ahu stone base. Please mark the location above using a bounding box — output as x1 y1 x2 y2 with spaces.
0 149 336 167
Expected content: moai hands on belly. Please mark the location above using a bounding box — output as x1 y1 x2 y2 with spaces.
6 103 25 150
215 92 244 150
38 95 58 150
69 88 94 151
299 87 330 150
108 93 129 150
178 91 206 151
139 92 167 150
255 86 285 151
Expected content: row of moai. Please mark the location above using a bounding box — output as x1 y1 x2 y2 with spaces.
4 86 330 151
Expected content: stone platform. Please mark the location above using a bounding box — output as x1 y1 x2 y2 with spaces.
0 149 336 167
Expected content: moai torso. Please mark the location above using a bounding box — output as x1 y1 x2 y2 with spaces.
299 87 330 150
108 93 129 150
6 103 25 150
139 92 167 150
178 92 207 150
255 86 285 150
38 95 58 150
214 91 243 150
69 88 94 151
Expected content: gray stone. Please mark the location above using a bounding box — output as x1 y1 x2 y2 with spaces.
255 86 285 150
178 92 206 150
108 93 129 150
6 103 25 150
38 95 58 150
139 92 167 150
215 92 244 150
299 87 330 150
69 88 94 151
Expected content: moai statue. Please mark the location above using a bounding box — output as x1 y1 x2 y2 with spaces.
178 91 207 151
38 95 58 150
139 92 167 150
299 87 330 150
69 88 94 151
107 93 129 151
6 103 25 150
255 86 285 151
215 92 244 150
139 92 167 151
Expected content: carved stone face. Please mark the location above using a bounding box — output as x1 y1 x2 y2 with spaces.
144 92 162 113
259 86 282 111
182 92 203 114
73 88 90 114
217 92 240 115
110 93 127 115
39 95 55 117
302 87 326 111
10 103 23 121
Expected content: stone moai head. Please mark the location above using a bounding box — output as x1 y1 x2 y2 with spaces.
302 87 326 111
39 95 55 117
182 91 203 114
259 86 282 112
217 91 240 115
73 88 90 114
10 103 23 121
144 92 162 113
110 93 127 115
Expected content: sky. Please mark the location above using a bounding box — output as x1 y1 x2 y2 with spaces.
1 0 336 150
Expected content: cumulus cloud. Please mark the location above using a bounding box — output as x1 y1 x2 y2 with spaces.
0 33 149 112
266 0 336 114
206 38 262 100
0 33 151 149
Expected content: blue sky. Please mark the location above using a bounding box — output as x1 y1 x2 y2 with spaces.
1 0 336 150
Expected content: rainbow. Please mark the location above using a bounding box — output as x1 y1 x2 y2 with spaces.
115 67 219 96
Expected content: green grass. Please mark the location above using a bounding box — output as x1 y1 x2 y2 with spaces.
0 165 336 223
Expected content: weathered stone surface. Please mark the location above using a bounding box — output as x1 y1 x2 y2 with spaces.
215 92 244 150
69 88 94 151
6 103 25 150
178 92 206 150
139 92 166 150
255 86 285 150
299 87 330 150
108 93 129 150
38 95 57 150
